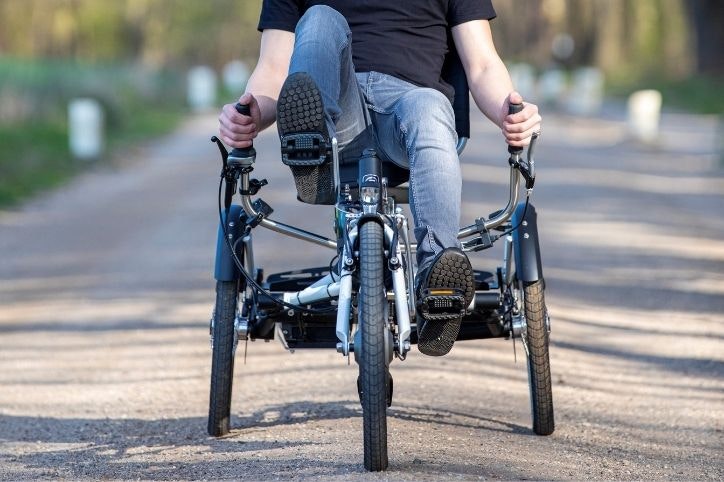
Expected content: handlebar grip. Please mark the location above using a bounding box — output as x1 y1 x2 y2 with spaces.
507 102 524 154
235 102 251 117
228 102 256 160
508 102 524 116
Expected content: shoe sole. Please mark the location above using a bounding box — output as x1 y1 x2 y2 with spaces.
277 72 335 204
417 249 475 356
277 72 327 138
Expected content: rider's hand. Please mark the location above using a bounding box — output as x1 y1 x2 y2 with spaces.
501 91 541 147
218 93 261 148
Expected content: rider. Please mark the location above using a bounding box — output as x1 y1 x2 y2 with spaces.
218 1 542 357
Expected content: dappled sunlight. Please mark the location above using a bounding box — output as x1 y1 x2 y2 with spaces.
0 271 211 297
546 266 724 296
461 163 724 195
0 292 211 325
547 219 724 261
547 299 722 336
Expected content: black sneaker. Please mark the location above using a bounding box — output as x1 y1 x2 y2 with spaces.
277 72 331 164
416 248 475 356
277 72 336 204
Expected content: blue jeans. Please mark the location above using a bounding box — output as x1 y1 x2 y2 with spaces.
289 5 462 268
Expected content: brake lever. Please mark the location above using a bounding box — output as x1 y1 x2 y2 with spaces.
517 131 538 190
506 102 537 190
211 136 229 167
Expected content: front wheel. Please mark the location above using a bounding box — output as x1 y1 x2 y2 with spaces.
521 279 554 435
208 279 239 436
358 221 389 471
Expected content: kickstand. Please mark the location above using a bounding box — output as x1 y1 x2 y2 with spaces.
243 337 248 365
511 331 517 364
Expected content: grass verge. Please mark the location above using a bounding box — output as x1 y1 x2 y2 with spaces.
0 108 184 207
608 74 724 115
0 58 187 207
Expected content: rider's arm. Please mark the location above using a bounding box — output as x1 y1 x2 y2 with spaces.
218 29 294 148
452 20 541 147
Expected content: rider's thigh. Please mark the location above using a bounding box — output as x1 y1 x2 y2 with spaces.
372 86 457 168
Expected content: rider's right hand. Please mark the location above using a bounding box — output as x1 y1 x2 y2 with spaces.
218 93 261 149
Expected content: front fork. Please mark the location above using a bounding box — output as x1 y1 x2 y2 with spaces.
335 215 412 360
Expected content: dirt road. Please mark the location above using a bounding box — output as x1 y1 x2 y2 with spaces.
1 108 722 480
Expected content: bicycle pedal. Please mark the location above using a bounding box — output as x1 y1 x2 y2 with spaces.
417 288 467 321
280 133 330 166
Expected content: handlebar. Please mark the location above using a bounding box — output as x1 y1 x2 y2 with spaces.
213 98 538 250
507 102 524 155
228 103 256 162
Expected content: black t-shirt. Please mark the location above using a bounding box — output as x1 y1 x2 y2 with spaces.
258 0 496 99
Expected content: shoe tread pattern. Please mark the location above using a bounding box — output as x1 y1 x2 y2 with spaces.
417 249 475 356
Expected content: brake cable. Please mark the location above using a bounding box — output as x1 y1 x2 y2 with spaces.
217 176 337 315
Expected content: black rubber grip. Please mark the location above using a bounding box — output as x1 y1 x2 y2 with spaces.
229 102 255 158
235 102 251 116
507 102 524 154
508 102 524 116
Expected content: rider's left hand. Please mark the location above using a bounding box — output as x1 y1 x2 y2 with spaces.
501 91 541 147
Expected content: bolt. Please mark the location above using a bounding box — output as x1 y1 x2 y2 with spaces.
229 222 235 227
390 257 399 265
344 257 354 266
522 220 528 226
524 233 530 239
287 309 294 316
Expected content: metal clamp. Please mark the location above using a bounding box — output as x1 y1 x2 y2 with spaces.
462 216 494 251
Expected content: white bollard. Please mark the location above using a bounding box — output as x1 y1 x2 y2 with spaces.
187 66 218 113
568 67 604 116
68 98 104 161
627 89 662 144
508 63 536 101
222 60 249 94
537 69 567 106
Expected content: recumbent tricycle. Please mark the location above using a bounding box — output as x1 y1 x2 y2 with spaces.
206 54 553 472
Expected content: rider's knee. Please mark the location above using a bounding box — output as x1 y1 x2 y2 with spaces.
296 5 350 42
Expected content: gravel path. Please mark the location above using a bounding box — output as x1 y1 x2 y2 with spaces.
0 109 722 480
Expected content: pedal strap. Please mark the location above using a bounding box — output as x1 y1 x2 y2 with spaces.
417 288 467 321
280 133 330 166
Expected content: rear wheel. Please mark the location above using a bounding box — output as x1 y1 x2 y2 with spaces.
520 279 554 435
358 221 389 471
208 279 239 436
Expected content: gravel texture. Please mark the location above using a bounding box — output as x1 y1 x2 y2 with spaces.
1 110 722 480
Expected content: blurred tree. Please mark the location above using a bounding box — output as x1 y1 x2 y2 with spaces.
0 0 264 68
0 0 720 82
686 0 724 75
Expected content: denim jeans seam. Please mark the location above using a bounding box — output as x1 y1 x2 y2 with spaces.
336 27 352 60
399 112 439 259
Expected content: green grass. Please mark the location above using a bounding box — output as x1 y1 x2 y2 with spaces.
654 76 724 115
0 58 186 207
0 122 74 206
0 108 184 207
608 74 724 115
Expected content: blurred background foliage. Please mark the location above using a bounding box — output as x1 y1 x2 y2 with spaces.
0 0 722 205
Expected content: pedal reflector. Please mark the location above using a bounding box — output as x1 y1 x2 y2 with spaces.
280 133 329 166
417 288 467 321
